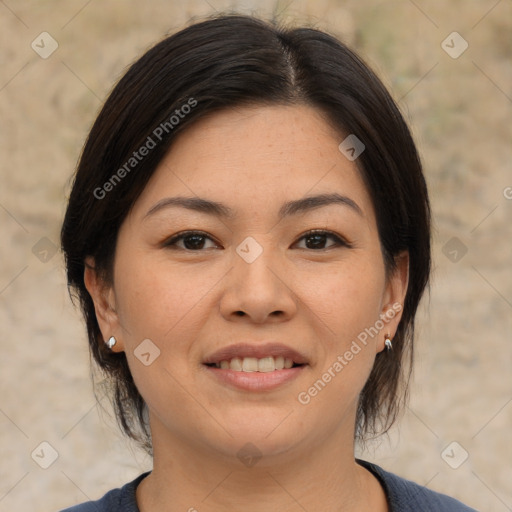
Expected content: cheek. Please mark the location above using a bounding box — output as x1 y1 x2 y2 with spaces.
304 258 386 348
113 252 212 342
297 270 384 425
111 254 216 415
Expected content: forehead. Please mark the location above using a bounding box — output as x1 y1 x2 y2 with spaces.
130 104 375 223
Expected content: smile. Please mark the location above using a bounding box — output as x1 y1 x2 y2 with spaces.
207 356 300 372
202 342 309 391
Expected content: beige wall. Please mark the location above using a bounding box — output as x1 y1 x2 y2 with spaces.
1 1 511 510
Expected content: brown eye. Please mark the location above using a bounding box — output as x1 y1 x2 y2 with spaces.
295 230 351 250
164 231 219 251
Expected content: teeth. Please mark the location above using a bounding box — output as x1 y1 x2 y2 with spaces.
230 357 243 371
214 356 297 372
258 357 275 372
242 357 259 372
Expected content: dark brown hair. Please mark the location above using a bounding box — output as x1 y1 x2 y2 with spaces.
61 13 431 452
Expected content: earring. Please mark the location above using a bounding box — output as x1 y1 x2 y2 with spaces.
384 335 393 351
105 336 117 350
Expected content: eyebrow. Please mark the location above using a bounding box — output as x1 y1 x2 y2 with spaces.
143 192 363 220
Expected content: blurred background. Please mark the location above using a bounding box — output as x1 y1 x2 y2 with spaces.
1 1 511 510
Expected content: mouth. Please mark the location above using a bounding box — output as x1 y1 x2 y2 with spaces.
205 356 304 372
202 343 309 391
203 342 308 370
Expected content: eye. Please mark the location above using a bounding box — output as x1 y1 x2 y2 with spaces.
163 230 220 251
163 229 351 252
294 230 351 250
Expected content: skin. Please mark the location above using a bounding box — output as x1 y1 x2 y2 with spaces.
85 104 409 512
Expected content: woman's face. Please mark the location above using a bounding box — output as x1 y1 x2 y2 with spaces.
87 104 408 464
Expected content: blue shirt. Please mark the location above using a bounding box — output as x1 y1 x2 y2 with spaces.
59 459 479 511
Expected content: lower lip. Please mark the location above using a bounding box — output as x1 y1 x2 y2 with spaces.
203 365 306 391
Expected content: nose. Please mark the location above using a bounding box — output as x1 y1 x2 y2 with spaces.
219 238 298 324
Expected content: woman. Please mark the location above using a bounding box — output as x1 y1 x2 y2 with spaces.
60 13 477 512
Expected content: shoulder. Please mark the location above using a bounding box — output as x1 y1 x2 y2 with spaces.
357 459 479 512
58 471 150 512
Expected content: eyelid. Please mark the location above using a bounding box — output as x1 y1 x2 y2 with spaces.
294 229 353 249
162 230 222 249
163 229 352 251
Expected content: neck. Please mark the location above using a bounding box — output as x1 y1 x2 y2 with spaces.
136 418 387 512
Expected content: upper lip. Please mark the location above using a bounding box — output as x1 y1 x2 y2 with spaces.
203 343 309 365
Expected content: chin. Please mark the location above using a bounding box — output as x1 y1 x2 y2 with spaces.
209 415 306 459
216 434 303 468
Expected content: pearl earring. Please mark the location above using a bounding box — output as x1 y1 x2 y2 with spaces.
105 336 117 350
384 335 393 351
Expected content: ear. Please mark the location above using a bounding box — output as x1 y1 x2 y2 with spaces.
377 251 409 352
84 257 124 352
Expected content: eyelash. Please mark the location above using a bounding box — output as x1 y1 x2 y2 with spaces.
163 229 352 251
